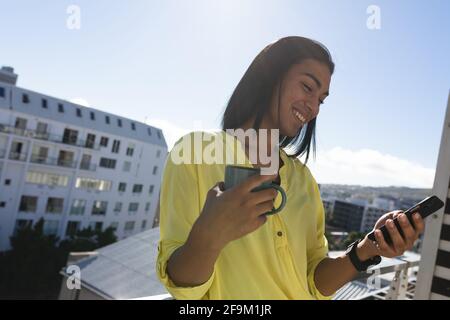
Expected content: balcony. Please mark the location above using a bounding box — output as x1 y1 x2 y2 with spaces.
9 151 27 161
30 154 77 169
0 123 100 150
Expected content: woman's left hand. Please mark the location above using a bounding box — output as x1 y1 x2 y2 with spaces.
361 210 425 259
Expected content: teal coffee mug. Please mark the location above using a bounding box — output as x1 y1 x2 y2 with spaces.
224 165 287 215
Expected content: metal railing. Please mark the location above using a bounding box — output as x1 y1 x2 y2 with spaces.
9 151 27 161
30 154 77 168
0 123 100 150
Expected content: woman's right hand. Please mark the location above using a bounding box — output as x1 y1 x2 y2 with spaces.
192 173 279 251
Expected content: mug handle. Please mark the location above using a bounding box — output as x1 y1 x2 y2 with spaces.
265 183 287 215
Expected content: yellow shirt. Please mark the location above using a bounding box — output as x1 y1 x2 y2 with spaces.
156 130 335 300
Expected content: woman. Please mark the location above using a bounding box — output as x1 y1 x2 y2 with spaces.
156 36 425 299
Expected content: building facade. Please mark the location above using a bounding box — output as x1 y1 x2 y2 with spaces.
0 66 167 251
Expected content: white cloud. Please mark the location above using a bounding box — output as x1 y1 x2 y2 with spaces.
69 97 90 107
304 147 435 188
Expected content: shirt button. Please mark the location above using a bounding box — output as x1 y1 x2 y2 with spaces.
277 231 283 237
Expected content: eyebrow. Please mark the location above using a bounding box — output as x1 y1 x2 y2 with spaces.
302 72 329 97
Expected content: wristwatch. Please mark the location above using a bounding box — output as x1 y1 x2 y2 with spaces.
345 239 382 272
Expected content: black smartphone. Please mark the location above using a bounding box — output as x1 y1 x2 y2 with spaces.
366 195 444 245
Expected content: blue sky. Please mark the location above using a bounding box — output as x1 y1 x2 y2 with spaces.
1 0 449 187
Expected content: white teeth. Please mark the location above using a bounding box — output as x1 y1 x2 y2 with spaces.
293 109 306 123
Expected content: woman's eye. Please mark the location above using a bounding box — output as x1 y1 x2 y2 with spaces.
302 83 312 92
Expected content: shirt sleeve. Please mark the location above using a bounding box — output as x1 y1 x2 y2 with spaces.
306 171 336 300
155 133 216 300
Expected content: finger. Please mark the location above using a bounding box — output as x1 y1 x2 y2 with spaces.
397 213 416 247
239 173 278 192
254 200 276 216
246 188 278 206
412 212 425 236
375 229 396 256
386 219 407 254
392 210 403 219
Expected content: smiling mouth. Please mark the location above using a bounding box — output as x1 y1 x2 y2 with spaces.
292 107 307 124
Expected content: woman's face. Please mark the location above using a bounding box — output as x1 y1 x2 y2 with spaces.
267 59 331 137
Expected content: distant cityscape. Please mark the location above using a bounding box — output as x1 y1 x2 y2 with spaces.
318 184 431 251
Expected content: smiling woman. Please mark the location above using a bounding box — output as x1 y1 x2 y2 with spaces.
156 36 425 300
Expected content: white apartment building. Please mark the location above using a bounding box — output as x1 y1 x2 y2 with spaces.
0 66 168 251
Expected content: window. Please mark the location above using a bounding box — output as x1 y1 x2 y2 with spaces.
62 128 78 145
157 130 161 139
128 202 139 212
22 94 30 104
14 219 33 235
110 222 119 232
147 128 152 136
58 150 75 168
90 111 95 120
19 196 37 212
123 161 131 172
41 98 48 109
156 149 161 158
85 133 96 149
112 140 120 153
92 201 108 216
0 201 6 208
36 122 48 138
75 177 112 191
80 154 92 170
70 199 86 215
118 182 126 192
145 202 150 212
114 202 122 213
89 221 103 232
66 221 80 237
117 119 122 127
126 144 134 156
58 103 64 113
124 221 135 233
43 220 59 235
141 220 147 229
76 108 82 117
0 87 5 98
149 185 154 194
9 141 24 160
132 184 143 193
152 166 158 175
4 179 11 185
26 171 69 187
15 117 27 130
100 137 109 147
46 197 64 214
105 115 110 124
99 157 116 169
131 122 136 131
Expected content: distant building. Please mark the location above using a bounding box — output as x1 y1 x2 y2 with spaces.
372 196 396 212
0 66 168 251
361 206 386 233
416 93 450 299
330 200 365 233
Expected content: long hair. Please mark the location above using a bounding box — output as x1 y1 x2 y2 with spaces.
221 36 334 165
